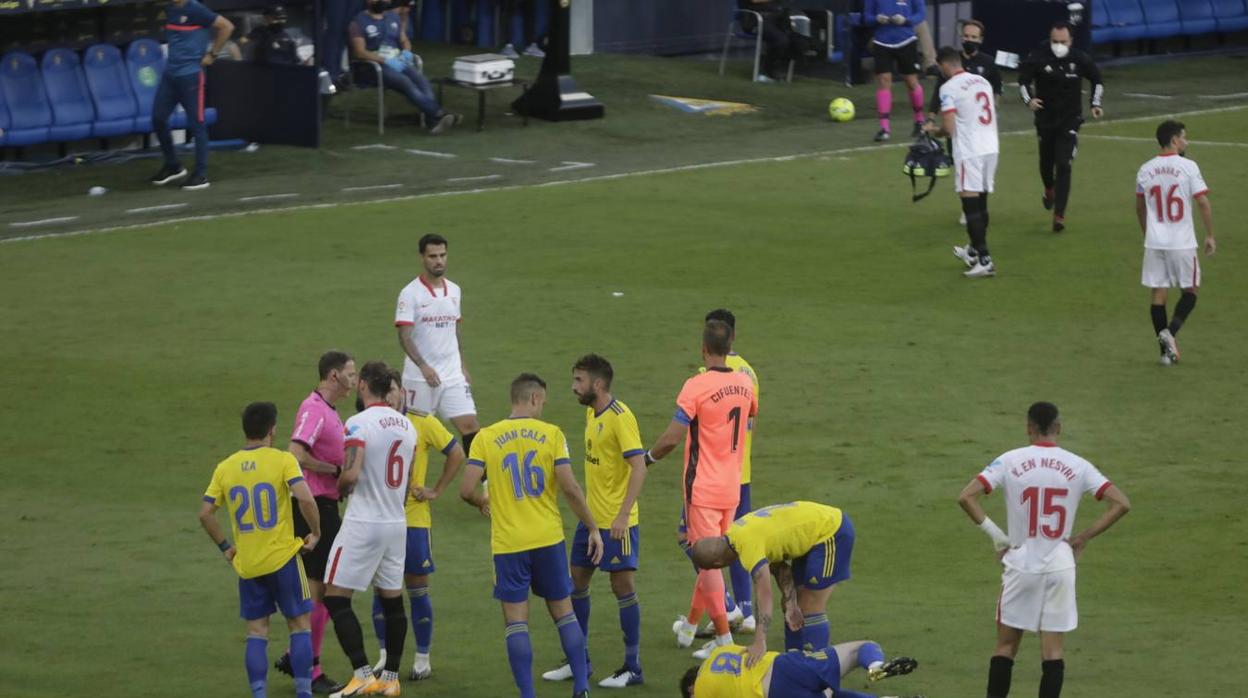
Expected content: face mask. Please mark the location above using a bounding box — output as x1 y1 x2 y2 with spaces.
1051 42 1070 58
962 40 981 55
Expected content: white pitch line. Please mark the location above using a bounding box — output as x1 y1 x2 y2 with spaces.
351 144 396 151
548 161 595 172
490 157 535 164
1082 134 1248 148
5 103 1245 245
1198 92 1248 100
406 149 457 159
239 193 301 202
9 216 80 228
126 203 188 215
1123 92 1174 100
447 174 503 183
341 184 403 192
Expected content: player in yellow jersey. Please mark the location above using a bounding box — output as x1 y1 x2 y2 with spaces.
690 502 856 661
541 354 648 688
369 370 466 681
459 373 603 698
679 643 920 698
677 309 762 638
198 402 321 698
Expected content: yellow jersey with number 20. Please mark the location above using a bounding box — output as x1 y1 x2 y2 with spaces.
203 446 306 579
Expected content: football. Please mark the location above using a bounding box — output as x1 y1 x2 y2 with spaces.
828 97 855 122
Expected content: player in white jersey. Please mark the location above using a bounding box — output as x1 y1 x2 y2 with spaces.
1135 120 1216 365
930 46 1000 279
322 361 418 697
395 233 481 453
957 402 1130 698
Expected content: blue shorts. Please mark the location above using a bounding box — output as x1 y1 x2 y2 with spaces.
767 649 843 698
792 514 855 590
570 522 639 572
239 553 313 621
493 542 572 603
405 527 435 575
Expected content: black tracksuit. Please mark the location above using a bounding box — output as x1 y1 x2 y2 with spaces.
929 49 1003 113
1018 45 1104 218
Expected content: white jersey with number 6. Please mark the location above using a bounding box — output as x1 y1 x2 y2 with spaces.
342 405 417 524
939 70 999 161
977 444 1111 574
1135 154 1209 250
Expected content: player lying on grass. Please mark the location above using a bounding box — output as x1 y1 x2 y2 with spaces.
689 501 854 662
679 641 920 698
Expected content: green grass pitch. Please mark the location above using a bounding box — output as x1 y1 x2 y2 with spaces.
1 52 1246 697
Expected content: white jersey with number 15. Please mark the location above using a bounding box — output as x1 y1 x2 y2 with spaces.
977 444 1111 574
1136 154 1208 250
342 405 417 524
939 70 1000 161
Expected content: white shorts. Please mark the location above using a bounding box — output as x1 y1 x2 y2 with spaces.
403 377 476 419
1141 248 1200 289
955 153 998 194
324 519 406 592
997 566 1077 633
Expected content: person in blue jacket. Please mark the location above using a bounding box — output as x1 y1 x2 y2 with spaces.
864 0 926 142
150 0 234 190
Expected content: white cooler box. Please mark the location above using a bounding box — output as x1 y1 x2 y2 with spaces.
452 54 515 85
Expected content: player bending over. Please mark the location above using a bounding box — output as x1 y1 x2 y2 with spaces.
680 642 920 698
689 501 854 661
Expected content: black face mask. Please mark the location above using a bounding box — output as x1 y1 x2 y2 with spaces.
962 40 981 55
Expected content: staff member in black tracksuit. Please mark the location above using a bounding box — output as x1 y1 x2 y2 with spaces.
929 20 1002 116
1018 21 1104 232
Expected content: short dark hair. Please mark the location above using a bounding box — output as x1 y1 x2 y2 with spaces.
388 367 403 388
510 373 547 403
318 350 352 379
242 402 278 440
704 308 736 330
679 666 699 698
937 46 963 65
703 319 732 357
359 360 394 399
1156 119 1185 148
1028 401 1060 435
962 19 985 34
572 354 614 388
1051 20 1072 34
419 233 448 254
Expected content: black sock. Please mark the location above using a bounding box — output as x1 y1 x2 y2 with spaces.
324 595 370 670
1169 291 1197 336
461 430 477 456
966 210 990 260
1039 659 1065 698
380 595 407 673
980 192 990 228
987 655 1014 698
1150 304 1168 336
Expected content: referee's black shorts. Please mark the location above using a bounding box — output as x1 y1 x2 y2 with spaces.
292 495 342 580
872 40 920 76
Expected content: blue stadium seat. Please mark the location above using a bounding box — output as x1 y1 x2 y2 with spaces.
1091 0 1117 42
1213 0 1248 32
1104 0 1149 41
125 38 217 131
1180 0 1219 34
0 51 52 146
1139 0 1183 39
83 43 138 138
40 48 96 142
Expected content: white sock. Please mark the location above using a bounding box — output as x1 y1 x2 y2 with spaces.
413 652 430 670
715 632 733 646
868 660 885 673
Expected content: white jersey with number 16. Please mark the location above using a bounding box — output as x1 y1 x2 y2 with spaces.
977 444 1111 574
342 405 417 524
1136 154 1209 250
939 70 999 161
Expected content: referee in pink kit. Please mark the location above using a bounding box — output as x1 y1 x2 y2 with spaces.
275 351 356 694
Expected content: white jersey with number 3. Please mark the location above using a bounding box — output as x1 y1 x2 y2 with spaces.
939 70 999 161
342 405 417 524
978 444 1111 574
1136 154 1208 250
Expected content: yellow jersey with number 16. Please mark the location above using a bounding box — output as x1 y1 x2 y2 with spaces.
467 417 571 554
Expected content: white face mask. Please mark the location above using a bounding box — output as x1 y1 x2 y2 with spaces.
1051 42 1070 58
